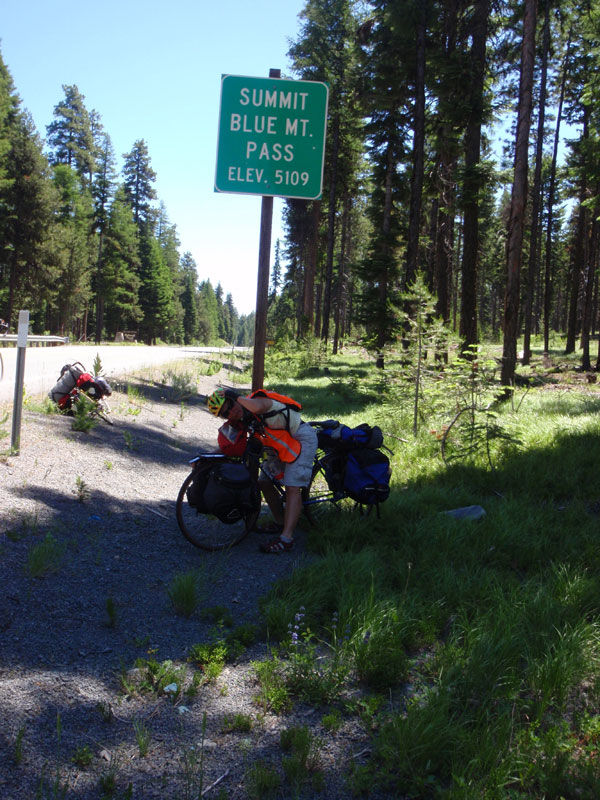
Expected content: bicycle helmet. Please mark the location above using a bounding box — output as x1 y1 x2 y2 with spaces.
207 388 227 416
94 377 112 397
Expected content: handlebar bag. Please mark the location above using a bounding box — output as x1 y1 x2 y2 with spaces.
80 375 112 399
217 422 248 457
188 462 257 524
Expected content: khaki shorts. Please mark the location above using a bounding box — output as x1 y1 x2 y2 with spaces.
260 421 318 488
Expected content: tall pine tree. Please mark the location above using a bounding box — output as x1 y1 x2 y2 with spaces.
46 85 96 190
122 139 157 228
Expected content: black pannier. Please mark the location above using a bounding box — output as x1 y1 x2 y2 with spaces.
187 462 257 524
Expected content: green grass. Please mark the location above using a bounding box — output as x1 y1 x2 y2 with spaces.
26 533 65 577
16 341 598 797
250 343 600 797
123 658 187 700
70 393 98 432
221 712 253 733
167 569 205 618
187 641 227 683
245 759 281 799
133 720 151 757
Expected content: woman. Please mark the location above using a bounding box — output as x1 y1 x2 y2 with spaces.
207 387 317 553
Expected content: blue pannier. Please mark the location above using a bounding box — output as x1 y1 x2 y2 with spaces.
343 448 391 508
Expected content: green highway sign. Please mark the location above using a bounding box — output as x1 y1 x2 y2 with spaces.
215 74 329 200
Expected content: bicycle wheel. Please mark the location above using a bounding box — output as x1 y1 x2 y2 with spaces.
302 454 341 526
94 398 114 426
175 469 260 551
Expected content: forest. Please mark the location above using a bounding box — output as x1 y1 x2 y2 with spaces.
1 0 599 386
0 63 256 347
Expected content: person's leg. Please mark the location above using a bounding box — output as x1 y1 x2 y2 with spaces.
260 423 317 553
280 485 302 541
257 484 301 545
258 478 284 526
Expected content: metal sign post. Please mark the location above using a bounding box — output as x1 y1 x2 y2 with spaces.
10 310 29 454
215 70 329 388
252 194 273 391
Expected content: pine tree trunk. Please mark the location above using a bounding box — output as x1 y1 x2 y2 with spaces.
501 0 537 390
435 188 454 325
333 192 350 355
314 282 323 338
95 232 105 343
580 215 598 371
427 197 438 291
460 0 490 354
433 0 458 331
522 0 550 366
545 31 570 353
320 114 340 345
376 143 396 369
592 271 598 341
566 170 588 355
301 201 320 337
453 215 462 332
405 5 426 288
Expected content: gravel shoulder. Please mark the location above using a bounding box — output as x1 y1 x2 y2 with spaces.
0 366 371 800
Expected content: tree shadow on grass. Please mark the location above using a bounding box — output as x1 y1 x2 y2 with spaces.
369 426 600 586
266 379 377 420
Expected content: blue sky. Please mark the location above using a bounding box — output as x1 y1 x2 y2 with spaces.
2 0 307 315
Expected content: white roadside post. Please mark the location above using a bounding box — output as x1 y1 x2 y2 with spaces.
10 309 30 454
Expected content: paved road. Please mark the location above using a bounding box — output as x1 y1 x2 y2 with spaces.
0 344 239 404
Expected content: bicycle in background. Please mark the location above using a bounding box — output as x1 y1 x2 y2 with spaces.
49 362 114 425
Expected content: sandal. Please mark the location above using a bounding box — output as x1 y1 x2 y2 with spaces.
260 536 294 553
253 521 284 535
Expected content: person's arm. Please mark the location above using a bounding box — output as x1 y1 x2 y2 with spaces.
237 395 272 416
